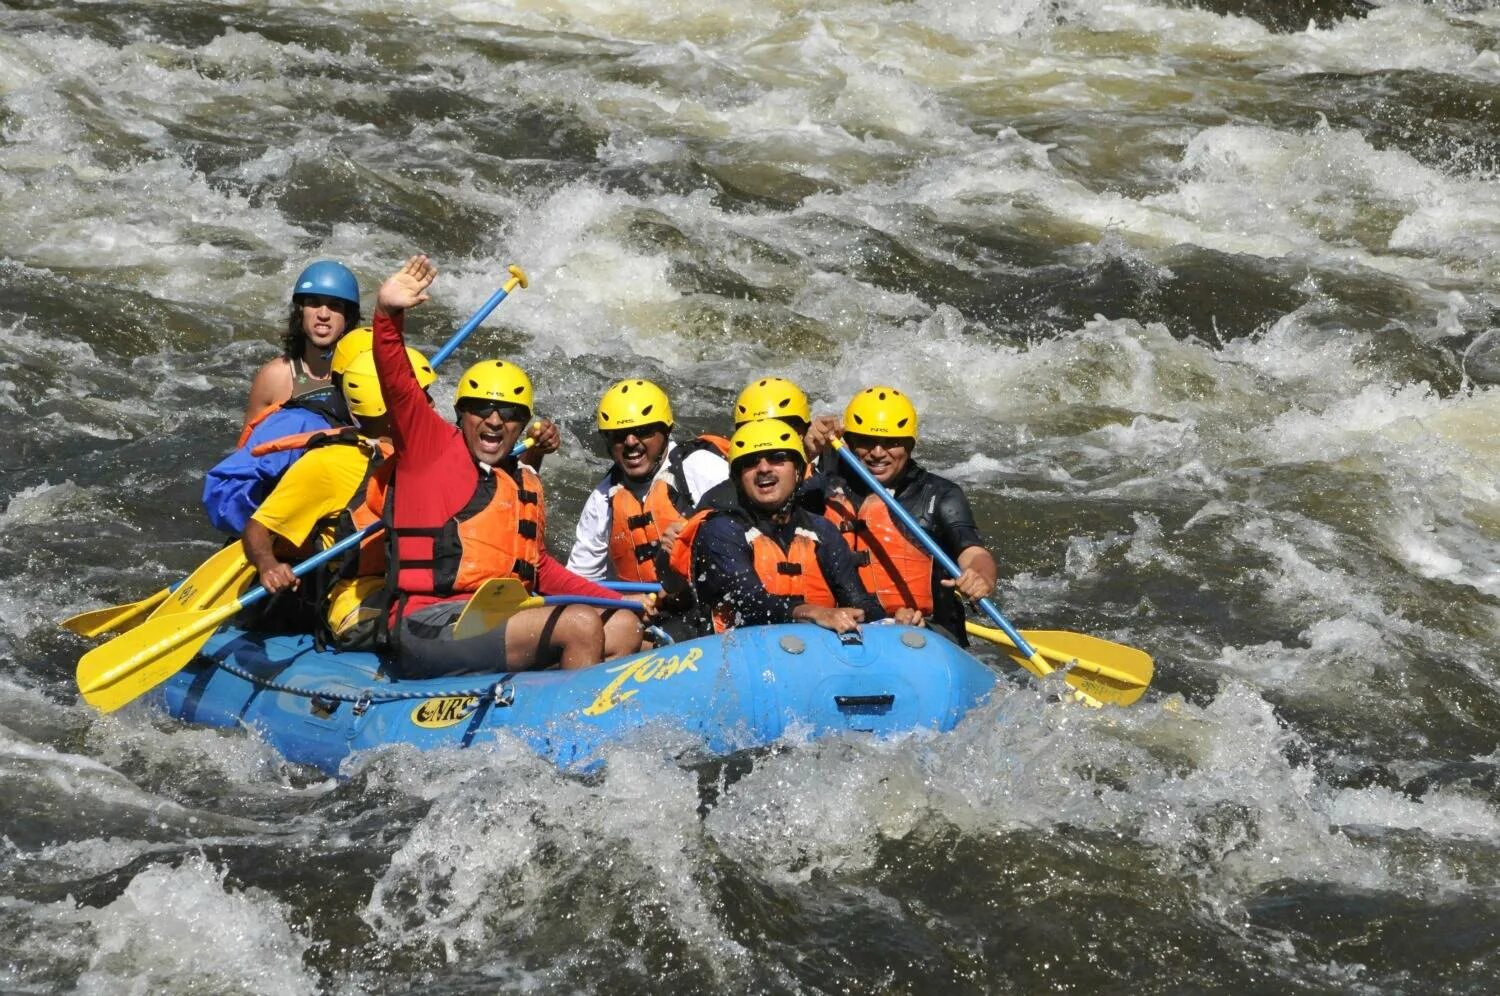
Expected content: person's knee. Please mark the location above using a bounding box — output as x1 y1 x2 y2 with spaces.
553 605 606 668
602 609 644 655
558 604 605 645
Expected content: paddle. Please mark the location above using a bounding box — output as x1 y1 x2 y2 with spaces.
62 265 531 641
78 435 538 712
964 623 1151 706
830 438 1152 706
146 543 257 621
451 577 649 640
61 586 173 639
61 542 255 637
429 265 528 367
594 581 661 594
78 523 383 712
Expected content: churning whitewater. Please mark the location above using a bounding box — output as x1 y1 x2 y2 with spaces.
3 0 1498 991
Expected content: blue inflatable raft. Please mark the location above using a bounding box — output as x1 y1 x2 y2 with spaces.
156 623 1002 775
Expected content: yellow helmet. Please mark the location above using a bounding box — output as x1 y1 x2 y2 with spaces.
843 385 918 440
455 359 533 411
329 326 374 377
340 347 435 419
728 418 806 470
733 377 811 427
596 379 673 432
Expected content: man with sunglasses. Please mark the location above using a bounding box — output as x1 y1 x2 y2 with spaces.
566 379 729 585
669 419 912 635
351 255 635 677
830 386 997 646
692 376 842 515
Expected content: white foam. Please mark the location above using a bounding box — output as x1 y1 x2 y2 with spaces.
1279 5 1500 81
442 0 784 40
0 727 266 839
490 183 683 365
705 731 940 882
360 736 754 975
74 856 316 996
912 0 1072 40
1327 784 1500 841
0 480 87 530
83 710 331 796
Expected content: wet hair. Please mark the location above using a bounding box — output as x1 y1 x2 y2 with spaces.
281 297 362 360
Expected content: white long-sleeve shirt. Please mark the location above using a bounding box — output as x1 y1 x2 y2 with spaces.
565 439 730 579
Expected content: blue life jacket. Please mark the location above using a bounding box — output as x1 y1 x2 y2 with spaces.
202 387 346 535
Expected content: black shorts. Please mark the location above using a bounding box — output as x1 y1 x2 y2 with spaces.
392 601 511 679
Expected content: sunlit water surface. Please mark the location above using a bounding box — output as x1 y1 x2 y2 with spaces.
3 0 1499 991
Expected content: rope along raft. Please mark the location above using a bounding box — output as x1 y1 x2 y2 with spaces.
208 654 516 714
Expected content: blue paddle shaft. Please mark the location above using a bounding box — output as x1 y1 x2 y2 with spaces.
597 581 661 594
541 595 646 612
833 442 1039 660
429 280 518 368
231 522 377 614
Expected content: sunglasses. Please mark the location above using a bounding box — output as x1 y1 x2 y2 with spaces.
601 424 666 446
459 399 529 422
738 451 798 468
844 432 909 451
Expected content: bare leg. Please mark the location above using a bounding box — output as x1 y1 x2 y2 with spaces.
600 608 645 659
503 604 606 670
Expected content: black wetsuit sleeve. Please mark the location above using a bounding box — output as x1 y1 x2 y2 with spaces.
810 517 886 621
926 477 985 557
691 514 800 625
796 471 831 514
693 478 741 514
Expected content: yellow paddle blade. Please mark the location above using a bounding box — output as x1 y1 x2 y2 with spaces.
60 586 172 638
966 623 1154 707
77 600 242 713
452 578 542 640
61 543 252 639
149 543 254 620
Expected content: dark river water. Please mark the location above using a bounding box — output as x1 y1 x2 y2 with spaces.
3 1 1499 992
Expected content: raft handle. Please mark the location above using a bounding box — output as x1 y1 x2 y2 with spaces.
309 695 340 718
835 694 895 709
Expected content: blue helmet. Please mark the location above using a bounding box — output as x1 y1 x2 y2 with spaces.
291 260 359 308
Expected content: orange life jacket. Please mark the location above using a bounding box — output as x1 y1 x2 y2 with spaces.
670 509 836 632
606 479 681 582
375 462 547 599
605 435 731 582
842 491 935 615
695 433 732 458
250 427 347 457
821 481 860 534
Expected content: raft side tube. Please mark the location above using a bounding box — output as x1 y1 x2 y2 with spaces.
155 623 1002 775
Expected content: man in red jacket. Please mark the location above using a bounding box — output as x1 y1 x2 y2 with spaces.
365 255 640 677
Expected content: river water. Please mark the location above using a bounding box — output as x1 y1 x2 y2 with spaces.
3 0 1499 991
